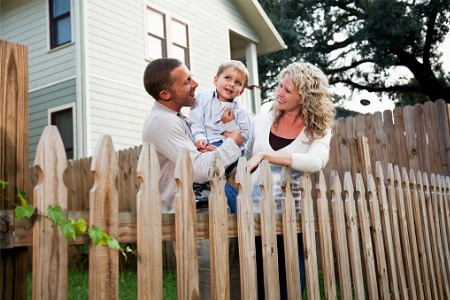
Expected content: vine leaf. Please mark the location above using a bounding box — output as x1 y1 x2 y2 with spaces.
15 203 35 221
48 204 64 226
88 225 104 245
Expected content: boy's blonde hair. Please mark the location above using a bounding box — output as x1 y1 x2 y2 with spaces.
216 60 250 88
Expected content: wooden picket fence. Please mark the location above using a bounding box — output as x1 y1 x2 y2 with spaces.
4 124 449 299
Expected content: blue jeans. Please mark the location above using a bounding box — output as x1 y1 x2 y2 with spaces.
255 234 306 299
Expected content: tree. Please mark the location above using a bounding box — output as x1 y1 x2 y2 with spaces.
258 0 450 105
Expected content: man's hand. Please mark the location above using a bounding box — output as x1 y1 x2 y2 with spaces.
223 130 243 147
221 109 234 124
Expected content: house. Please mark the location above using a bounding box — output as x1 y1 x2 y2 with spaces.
0 0 286 162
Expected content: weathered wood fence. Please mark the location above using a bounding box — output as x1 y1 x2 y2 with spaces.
4 125 450 299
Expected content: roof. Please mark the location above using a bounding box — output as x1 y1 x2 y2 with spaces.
232 0 287 56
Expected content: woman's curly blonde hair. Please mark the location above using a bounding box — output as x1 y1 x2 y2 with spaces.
272 62 336 143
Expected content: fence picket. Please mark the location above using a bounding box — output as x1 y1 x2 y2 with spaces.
366 173 390 299
236 157 258 299
401 168 425 299
409 169 432 299
355 174 379 299
301 172 320 300
378 162 404 299
136 143 162 299
436 175 450 298
258 160 280 299
330 171 352 300
207 153 230 300
416 171 439 299
88 135 119 300
429 174 450 297
444 177 450 274
32 126 68 300
316 170 336 300
174 148 200 299
394 166 417 300
280 167 302 299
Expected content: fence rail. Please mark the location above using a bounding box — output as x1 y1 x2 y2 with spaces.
2 125 450 299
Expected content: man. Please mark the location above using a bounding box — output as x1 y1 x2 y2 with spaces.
142 58 242 299
142 58 243 212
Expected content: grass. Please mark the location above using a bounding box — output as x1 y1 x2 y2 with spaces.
27 269 177 300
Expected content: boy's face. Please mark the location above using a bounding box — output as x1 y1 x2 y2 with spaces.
213 67 246 102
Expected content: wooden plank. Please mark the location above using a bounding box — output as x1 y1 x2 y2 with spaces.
423 102 443 175
258 160 280 300
316 171 336 300
386 164 408 298
383 110 399 167
208 154 230 300
403 106 420 173
0 39 29 300
417 172 439 299
393 107 409 170
174 148 200 299
301 172 320 300
329 171 352 299
414 105 431 174
336 118 351 179
236 157 258 299
444 177 450 277
136 143 163 299
357 136 372 188
429 175 449 298
435 175 450 298
355 174 379 299
366 173 390 299
373 112 388 175
89 135 119 300
32 126 68 300
375 162 400 299
364 114 377 174
409 171 433 299
435 100 450 175
401 168 425 299
343 172 366 299
393 166 416 300
280 167 302 299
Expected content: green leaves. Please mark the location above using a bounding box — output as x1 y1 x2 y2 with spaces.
4 179 130 259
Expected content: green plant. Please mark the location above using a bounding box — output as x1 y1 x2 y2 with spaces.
1 179 133 259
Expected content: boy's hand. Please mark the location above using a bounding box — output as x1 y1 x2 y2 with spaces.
195 139 208 150
223 130 243 147
195 139 217 152
221 109 234 123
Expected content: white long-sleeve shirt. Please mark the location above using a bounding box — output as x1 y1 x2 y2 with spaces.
142 101 242 212
189 90 251 146
244 112 332 213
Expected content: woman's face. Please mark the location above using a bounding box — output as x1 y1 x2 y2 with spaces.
275 74 302 113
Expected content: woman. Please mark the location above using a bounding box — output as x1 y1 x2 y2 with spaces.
245 62 335 298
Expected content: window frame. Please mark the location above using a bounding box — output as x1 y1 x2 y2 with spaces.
144 5 191 68
48 0 74 50
48 103 77 160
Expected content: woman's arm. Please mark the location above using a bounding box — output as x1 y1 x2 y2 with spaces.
247 152 292 173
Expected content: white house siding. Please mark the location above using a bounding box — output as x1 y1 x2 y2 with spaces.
0 0 76 90
28 79 76 163
85 0 151 154
1 0 77 162
85 0 261 154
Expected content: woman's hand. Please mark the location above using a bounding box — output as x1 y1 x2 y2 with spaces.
247 153 264 173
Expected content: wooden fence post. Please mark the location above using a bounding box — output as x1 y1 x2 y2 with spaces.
32 126 68 299
89 135 119 299
0 40 29 300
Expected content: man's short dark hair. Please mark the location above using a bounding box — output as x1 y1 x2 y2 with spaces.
143 58 183 100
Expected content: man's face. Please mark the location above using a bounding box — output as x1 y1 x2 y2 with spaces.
169 65 198 111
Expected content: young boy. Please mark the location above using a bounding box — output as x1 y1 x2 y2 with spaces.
189 60 252 212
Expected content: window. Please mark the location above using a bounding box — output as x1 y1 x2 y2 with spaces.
49 0 72 49
146 7 190 68
51 107 74 159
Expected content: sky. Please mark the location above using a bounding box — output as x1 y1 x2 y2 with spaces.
332 33 450 114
